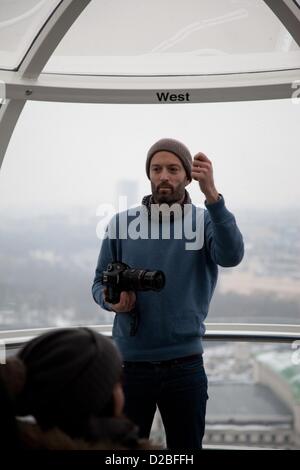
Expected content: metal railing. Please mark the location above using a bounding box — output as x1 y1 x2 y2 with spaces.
1 322 300 351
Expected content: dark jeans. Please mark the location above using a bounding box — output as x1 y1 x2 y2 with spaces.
122 354 208 449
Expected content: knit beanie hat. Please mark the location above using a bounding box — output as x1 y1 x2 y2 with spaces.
16 328 122 438
146 138 193 182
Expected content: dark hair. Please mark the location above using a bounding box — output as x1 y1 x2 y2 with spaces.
16 328 123 439
0 358 26 449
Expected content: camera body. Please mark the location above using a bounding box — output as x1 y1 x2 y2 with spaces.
101 261 165 304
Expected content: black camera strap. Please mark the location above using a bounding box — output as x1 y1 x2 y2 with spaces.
129 309 139 336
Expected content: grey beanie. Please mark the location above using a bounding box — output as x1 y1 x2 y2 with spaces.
146 138 192 182
17 328 122 437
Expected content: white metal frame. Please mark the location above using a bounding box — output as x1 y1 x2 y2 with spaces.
264 0 300 47
0 0 91 167
1 68 299 105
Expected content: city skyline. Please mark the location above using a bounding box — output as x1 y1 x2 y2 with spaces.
0 205 299 331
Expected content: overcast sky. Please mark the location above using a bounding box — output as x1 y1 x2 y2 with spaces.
0 97 299 218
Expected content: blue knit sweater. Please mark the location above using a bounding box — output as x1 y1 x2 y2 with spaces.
92 195 244 361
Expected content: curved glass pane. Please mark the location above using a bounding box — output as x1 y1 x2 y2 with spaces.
204 341 300 449
44 0 300 76
0 0 62 70
151 341 300 449
0 99 299 330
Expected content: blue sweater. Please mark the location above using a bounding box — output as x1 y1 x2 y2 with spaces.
92 195 244 361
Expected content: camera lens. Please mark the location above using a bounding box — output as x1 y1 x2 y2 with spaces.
142 270 165 291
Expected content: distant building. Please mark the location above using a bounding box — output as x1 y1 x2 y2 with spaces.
204 382 294 449
149 345 300 449
115 179 139 212
254 350 300 449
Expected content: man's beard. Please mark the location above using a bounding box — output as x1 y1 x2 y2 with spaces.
151 181 186 205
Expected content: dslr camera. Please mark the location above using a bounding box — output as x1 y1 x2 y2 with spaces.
101 261 165 304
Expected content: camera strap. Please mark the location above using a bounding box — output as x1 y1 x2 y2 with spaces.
129 310 139 336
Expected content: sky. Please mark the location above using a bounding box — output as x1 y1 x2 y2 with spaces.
0 97 299 218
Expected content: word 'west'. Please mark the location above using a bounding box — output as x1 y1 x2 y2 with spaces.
156 91 190 102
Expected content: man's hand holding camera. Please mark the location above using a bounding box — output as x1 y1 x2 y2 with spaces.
102 262 165 314
192 152 219 204
104 288 136 313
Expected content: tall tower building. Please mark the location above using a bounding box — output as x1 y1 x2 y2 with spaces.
115 179 139 212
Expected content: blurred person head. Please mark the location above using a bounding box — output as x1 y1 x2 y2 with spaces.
15 327 124 440
0 357 26 449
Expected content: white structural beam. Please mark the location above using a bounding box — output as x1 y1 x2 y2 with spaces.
19 0 91 78
0 0 91 169
1 68 299 104
264 0 300 47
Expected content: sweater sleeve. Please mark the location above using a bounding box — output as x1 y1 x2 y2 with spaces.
204 195 244 267
92 217 118 311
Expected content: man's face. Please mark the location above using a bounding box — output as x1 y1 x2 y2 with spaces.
149 151 189 204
